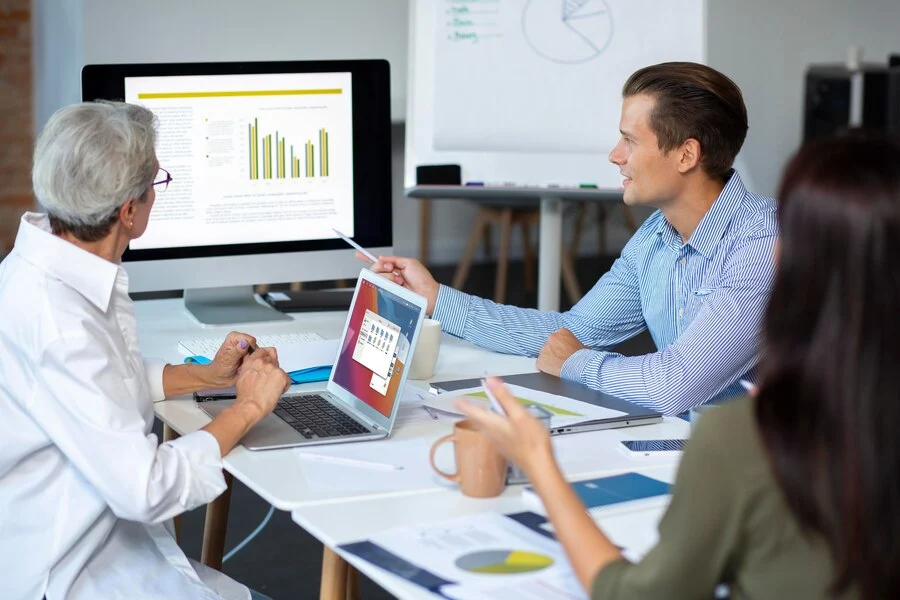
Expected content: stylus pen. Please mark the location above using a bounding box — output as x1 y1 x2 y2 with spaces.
481 378 506 415
333 228 378 263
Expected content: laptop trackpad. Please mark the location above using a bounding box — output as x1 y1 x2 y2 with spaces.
198 399 304 449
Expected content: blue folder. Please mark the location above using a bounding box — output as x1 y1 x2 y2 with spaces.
524 472 670 512
184 355 332 384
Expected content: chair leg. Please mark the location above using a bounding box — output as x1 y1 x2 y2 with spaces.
521 218 536 293
482 218 493 259
620 205 639 233
201 471 233 570
570 203 587 256
561 250 582 306
596 205 608 255
453 208 489 291
494 208 513 304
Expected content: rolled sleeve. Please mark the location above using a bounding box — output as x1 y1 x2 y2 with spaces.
144 357 168 402
432 284 473 337
162 430 227 511
560 348 605 384
33 334 227 524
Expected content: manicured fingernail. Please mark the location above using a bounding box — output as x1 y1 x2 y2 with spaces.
240 339 248 349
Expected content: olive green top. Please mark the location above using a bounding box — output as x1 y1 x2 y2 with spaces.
592 396 856 600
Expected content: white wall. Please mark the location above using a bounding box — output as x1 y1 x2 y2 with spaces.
80 0 409 121
708 0 900 197
32 0 84 137
32 0 900 264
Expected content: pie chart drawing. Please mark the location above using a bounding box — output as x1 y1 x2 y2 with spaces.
455 550 555 574
522 0 614 64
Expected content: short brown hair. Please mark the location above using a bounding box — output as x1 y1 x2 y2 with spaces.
623 62 748 180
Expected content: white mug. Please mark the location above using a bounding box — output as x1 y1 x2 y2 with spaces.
408 319 442 380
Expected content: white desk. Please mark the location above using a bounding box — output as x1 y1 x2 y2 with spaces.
292 463 680 600
141 298 541 509
138 297 686 599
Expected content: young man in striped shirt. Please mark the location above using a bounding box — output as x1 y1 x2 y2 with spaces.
366 62 776 416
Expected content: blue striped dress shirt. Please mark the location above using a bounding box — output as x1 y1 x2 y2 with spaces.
432 171 777 415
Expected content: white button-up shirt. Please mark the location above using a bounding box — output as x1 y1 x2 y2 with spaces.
0 213 247 600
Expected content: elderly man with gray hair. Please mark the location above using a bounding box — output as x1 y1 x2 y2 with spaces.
0 101 286 600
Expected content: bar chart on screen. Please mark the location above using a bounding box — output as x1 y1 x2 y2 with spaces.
126 71 356 248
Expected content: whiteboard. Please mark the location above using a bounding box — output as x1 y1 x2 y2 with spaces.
405 0 706 188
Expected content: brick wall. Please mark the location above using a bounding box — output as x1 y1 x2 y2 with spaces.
0 0 32 257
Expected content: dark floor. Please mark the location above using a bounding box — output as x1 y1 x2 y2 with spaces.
156 255 654 599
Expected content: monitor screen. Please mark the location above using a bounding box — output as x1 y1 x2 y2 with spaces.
333 277 423 417
124 71 356 251
81 60 392 325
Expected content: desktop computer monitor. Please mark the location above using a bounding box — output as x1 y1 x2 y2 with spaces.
81 59 392 325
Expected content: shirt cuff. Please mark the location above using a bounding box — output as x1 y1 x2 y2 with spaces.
560 348 601 384
432 284 472 338
163 430 227 510
144 358 168 402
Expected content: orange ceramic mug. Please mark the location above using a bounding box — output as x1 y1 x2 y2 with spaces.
429 420 508 498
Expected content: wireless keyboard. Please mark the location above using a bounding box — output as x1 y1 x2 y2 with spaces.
178 331 324 357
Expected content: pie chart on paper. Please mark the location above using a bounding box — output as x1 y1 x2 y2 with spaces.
522 0 614 64
455 549 555 574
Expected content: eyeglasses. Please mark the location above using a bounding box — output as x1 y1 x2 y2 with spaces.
152 168 173 192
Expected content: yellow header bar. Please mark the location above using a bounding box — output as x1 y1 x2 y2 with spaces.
137 88 342 99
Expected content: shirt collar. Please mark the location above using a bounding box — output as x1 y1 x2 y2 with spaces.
656 169 747 259
13 212 122 312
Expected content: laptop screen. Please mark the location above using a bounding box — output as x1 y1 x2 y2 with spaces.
331 277 423 417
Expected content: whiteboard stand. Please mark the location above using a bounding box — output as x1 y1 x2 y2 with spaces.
538 195 563 311
406 185 624 312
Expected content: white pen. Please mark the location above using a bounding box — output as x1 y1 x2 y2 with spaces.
333 228 378 263
738 379 756 393
480 378 506 415
295 452 403 471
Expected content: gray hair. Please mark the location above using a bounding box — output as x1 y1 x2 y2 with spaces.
32 101 158 228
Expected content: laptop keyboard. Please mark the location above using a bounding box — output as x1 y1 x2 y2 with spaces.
273 394 370 439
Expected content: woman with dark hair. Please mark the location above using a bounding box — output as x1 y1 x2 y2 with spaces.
459 132 900 599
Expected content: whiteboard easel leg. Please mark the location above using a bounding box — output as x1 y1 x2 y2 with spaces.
538 196 562 312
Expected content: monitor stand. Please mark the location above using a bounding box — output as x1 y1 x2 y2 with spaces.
260 288 355 312
184 286 292 326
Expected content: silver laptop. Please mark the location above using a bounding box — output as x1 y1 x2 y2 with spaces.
199 269 427 450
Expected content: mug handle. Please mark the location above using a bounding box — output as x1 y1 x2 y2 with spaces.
429 433 461 482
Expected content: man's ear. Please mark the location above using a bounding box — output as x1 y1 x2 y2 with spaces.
677 138 702 174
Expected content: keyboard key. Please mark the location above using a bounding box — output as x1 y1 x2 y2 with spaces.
274 394 368 438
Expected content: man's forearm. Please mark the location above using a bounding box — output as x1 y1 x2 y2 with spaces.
434 285 564 356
